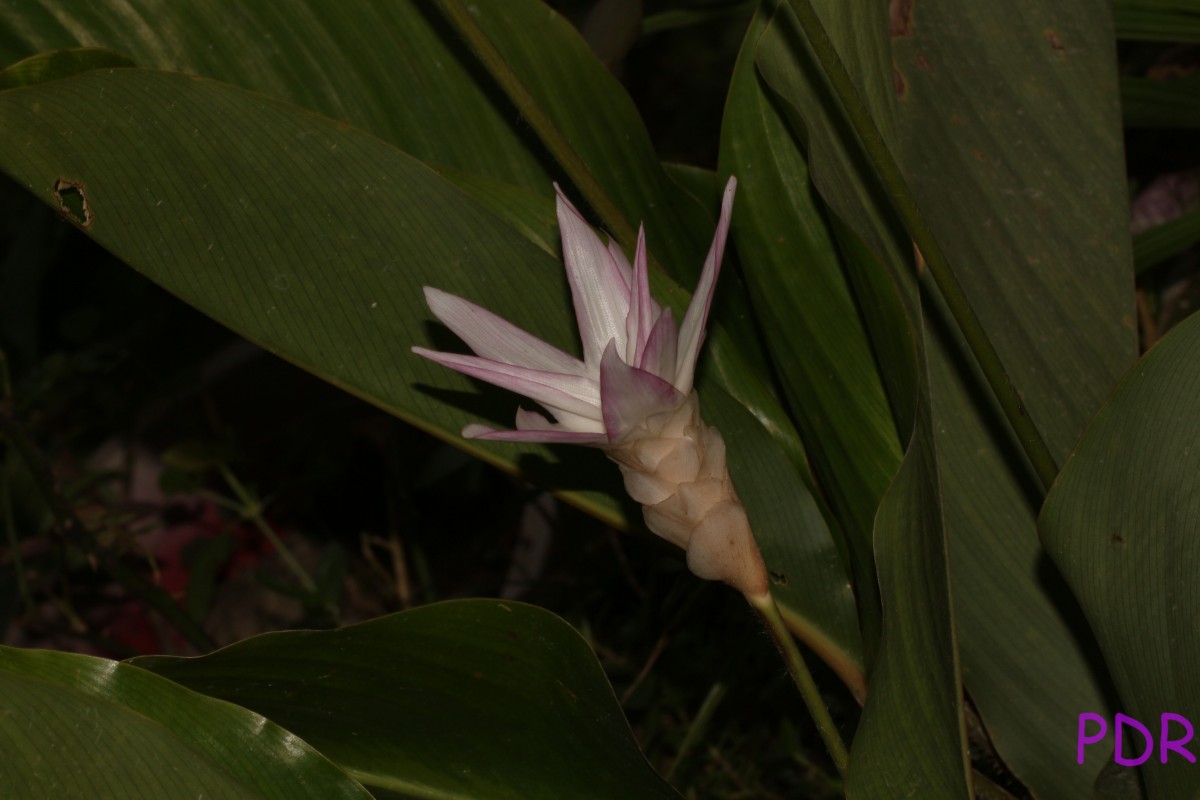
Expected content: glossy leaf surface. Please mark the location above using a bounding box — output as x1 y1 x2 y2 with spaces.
0 0 802 476
0 65 854 669
135 599 680 800
0 646 370 799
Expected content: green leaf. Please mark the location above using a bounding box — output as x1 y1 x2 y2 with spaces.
0 67 847 665
134 600 680 800
661 162 720 207
1113 0 1200 42
846 353 971 799
727 10 968 787
721 7 904 652
1121 74 1200 128
0 68 624 522
445 0 805 472
755 0 1136 795
1134 207 1200 275
0 0 810 505
1041 311 1200 799
0 0 804 467
0 47 133 90
0 0 552 189
705 384 865 694
0 646 371 799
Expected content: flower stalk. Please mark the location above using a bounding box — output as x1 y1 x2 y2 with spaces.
749 589 850 776
413 176 843 766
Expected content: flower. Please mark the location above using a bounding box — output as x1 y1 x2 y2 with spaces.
413 178 767 597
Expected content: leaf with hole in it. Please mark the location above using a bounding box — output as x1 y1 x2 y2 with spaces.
134 599 680 800
0 646 371 799
0 0 803 479
0 67 627 524
1041 312 1200 800
0 67 852 661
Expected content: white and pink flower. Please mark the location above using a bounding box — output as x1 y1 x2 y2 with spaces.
414 178 767 597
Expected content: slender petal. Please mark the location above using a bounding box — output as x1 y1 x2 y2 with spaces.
675 176 736 393
464 422 607 444
640 308 678 381
599 341 683 441
424 288 587 376
606 238 633 290
555 184 630 366
624 225 659 368
413 347 601 420
516 407 605 436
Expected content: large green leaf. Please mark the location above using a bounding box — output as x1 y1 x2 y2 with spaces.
0 0 551 188
0 67 852 662
0 646 370 799
723 9 968 788
755 0 1136 795
0 67 624 522
1041 312 1200 800
0 0 803 476
134 600 679 799
846 351 971 799
720 8 903 651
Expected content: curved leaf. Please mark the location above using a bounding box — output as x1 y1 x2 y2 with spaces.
846 355 970 799
134 600 680 800
0 0 806 477
755 0 1136 794
1041 311 1200 799
0 646 370 799
448 0 805 471
0 0 551 188
0 67 627 523
724 10 968 786
0 67 843 649
0 47 133 90
720 8 903 650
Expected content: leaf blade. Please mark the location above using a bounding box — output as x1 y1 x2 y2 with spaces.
134 600 680 800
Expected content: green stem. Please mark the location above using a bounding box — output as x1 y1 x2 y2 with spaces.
0 404 217 652
783 0 1059 491
434 0 639 252
666 681 727 782
218 464 316 594
748 590 849 776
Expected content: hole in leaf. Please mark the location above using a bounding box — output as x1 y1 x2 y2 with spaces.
53 178 92 228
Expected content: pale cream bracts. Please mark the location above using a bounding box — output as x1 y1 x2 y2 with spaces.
606 394 768 597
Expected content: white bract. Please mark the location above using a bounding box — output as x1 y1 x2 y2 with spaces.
413 178 767 597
